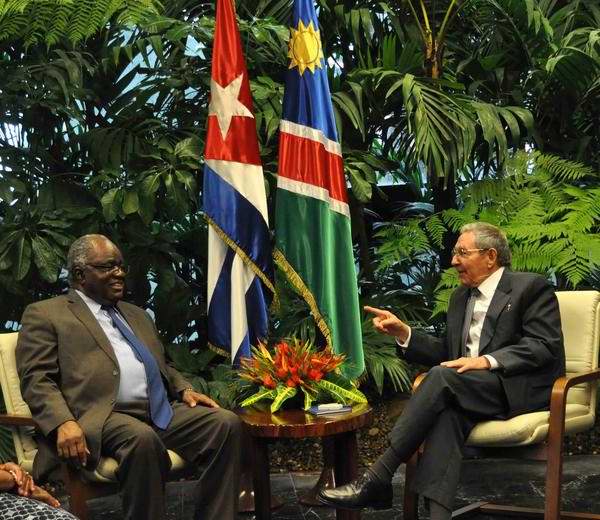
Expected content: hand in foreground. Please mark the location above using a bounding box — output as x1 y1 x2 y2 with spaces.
364 305 410 342
0 462 34 496
31 485 61 508
56 420 90 467
440 356 491 373
182 389 219 408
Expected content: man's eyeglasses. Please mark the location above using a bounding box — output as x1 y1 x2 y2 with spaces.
451 247 489 258
85 263 130 274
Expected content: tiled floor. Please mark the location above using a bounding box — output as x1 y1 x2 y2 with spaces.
85 455 600 519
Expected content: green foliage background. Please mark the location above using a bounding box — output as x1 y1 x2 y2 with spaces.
0 0 598 412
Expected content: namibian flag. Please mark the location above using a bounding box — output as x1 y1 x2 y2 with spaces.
203 0 274 364
275 0 364 379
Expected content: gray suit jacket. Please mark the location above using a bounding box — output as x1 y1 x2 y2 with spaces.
16 289 191 478
404 271 565 416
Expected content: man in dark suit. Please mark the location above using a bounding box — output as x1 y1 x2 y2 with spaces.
16 234 241 520
318 222 565 519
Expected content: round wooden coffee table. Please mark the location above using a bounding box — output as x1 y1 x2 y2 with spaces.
236 403 373 520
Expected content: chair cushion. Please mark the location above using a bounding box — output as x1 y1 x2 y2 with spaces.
0 333 38 463
467 404 593 447
85 450 188 484
558 291 600 408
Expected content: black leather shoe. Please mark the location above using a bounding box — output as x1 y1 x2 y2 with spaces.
317 472 393 510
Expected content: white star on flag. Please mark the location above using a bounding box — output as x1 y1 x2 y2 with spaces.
208 74 254 140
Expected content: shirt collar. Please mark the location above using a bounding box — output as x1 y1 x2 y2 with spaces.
75 289 103 315
476 267 505 299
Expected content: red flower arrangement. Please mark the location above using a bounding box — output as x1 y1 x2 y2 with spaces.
238 338 367 413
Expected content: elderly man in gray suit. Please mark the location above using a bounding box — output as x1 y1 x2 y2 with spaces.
16 234 241 520
319 222 565 520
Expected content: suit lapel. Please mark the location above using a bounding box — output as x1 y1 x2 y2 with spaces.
479 270 513 355
67 289 118 366
448 286 469 360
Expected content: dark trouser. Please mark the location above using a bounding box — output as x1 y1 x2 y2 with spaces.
389 366 508 509
101 401 242 520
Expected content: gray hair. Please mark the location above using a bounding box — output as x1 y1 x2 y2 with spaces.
460 222 512 267
67 234 112 285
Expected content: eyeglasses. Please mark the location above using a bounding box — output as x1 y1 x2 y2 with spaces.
451 247 489 258
85 263 130 274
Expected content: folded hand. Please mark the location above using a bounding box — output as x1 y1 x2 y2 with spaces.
182 389 219 408
440 356 491 373
0 462 34 496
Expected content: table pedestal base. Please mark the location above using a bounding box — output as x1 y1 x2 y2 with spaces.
238 470 284 513
237 404 372 520
250 433 360 520
299 437 335 506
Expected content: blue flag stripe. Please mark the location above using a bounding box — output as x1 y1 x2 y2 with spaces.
204 165 274 279
207 248 269 361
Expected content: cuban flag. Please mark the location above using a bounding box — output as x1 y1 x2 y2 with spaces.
274 0 364 379
203 0 274 364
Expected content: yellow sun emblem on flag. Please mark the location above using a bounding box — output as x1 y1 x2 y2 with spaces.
288 20 324 75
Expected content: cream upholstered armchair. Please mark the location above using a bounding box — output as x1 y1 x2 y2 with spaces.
0 332 189 520
404 290 600 520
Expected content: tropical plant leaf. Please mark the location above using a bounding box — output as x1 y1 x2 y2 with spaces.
240 387 278 408
301 386 316 410
317 379 368 405
270 385 297 413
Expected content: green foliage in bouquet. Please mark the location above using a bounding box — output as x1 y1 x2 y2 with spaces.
238 338 367 413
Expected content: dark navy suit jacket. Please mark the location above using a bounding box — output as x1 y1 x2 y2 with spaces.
405 270 565 416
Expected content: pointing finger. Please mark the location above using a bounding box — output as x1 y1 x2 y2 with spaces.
364 306 389 318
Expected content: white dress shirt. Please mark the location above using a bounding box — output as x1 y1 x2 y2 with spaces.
397 267 505 370
76 290 149 403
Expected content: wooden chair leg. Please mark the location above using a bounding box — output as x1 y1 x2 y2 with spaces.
545 395 566 520
403 450 420 520
64 467 91 520
544 446 563 520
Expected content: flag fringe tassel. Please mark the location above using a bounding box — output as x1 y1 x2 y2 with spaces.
273 247 332 350
205 215 279 308
208 341 230 358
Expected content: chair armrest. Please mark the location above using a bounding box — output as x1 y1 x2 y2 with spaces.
412 372 428 392
0 413 36 427
550 369 600 415
547 369 600 450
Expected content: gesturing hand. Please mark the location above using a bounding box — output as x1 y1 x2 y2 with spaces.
182 389 219 408
440 356 491 373
56 420 90 467
364 305 410 341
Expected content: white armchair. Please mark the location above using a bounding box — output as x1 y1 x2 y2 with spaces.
0 332 188 520
403 290 600 520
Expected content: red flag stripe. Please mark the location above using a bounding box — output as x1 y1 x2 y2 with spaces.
278 131 348 204
280 120 342 157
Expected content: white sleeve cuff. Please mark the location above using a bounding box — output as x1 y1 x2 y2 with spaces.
395 326 412 349
484 354 500 370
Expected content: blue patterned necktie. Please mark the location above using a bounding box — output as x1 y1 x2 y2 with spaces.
102 305 173 430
